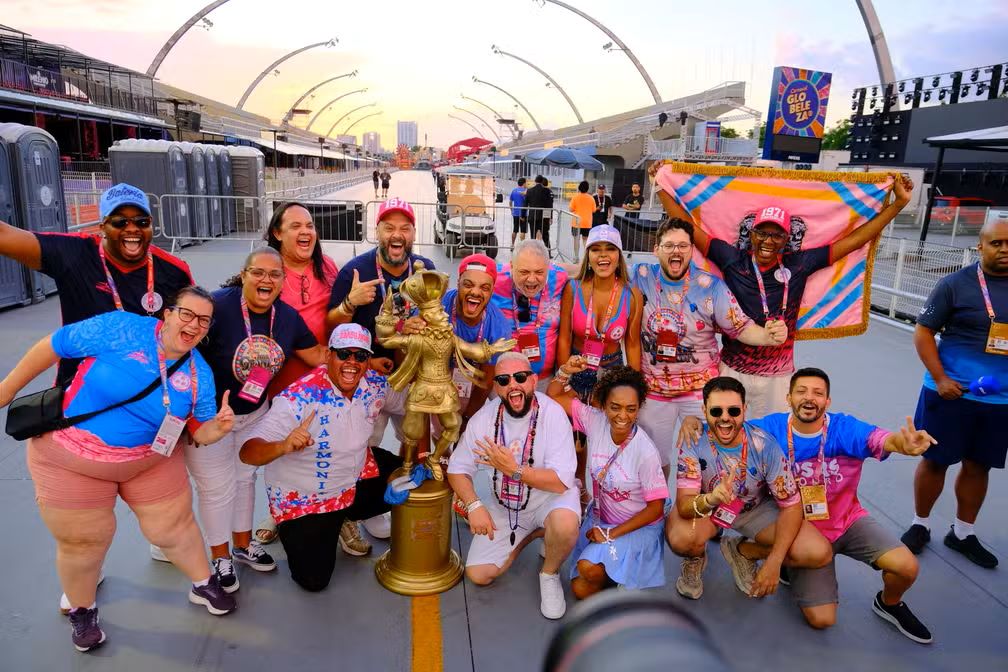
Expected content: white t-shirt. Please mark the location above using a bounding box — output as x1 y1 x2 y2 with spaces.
448 392 576 515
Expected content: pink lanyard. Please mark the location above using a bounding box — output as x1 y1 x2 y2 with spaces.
450 297 486 341
591 426 636 506
98 243 153 313
239 295 275 341
751 255 788 320
155 332 198 415
787 415 830 490
977 265 999 321
583 281 621 342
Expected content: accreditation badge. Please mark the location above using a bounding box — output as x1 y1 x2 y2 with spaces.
238 365 271 404
656 330 679 362
452 367 473 399
151 413 186 457
516 330 541 361
799 484 830 521
986 321 1008 356
711 498 743 529
583 339 604 369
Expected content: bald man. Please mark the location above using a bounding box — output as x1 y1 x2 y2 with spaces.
902 217 1008 569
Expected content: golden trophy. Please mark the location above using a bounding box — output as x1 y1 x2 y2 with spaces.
374 261 515 595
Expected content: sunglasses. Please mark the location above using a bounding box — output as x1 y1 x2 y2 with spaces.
300 273 310 305
493 370 534 386
331 348 369 362
106 215 152 229
515 294 531 323
752 229 788 244
708 406 743 418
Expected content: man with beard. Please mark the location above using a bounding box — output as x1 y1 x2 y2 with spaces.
666 377 831 602
447 352 580 619
902 217 1008 569
631 218 788 474
491 238 568 385
656 176 912 418
0 183 193 384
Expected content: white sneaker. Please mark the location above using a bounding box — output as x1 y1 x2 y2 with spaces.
539 572 566 619
60 572 106 615
150 544 170 562
363 512 392 539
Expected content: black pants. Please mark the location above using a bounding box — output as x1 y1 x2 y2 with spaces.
277 448 402 592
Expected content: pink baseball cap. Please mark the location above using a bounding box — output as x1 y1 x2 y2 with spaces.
377 197 416 225
458 253 498 284
753 205 791 234
586 224 623 251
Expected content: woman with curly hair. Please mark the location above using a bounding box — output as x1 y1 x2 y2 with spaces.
547 358 667 598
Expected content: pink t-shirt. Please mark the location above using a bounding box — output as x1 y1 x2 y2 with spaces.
572 400 668 525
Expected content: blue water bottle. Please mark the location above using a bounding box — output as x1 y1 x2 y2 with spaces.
969 375 1001 396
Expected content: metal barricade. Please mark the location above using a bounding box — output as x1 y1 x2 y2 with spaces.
870 235 977 320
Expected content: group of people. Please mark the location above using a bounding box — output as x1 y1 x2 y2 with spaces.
0 171 1004 654
371 168 392 199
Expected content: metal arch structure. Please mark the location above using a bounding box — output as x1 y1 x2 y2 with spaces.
451 106 500 142
146 0 232 77
236 38 337 110
472 76 542 132
447 114 486 141
538 0 661 105
325 102 376 139
460 94 504 122
305 88 367 131
491 45 583 124
281 71 358 125
343 111 383 136
855 0 896 88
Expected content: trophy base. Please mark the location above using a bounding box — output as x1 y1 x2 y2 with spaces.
375 548 464 596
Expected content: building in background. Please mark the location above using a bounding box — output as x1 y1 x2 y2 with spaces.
363 131 381 154
335 134 356 146
397 120 417 148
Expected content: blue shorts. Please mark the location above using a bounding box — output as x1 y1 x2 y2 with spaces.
914 387 1008 469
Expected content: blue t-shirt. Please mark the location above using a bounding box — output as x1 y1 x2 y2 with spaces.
509 187 527 217
918 263 1008 404
199 287 316 416
442 289 512 364
52 312 217 449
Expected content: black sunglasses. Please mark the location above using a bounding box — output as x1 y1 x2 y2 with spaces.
106 215 153 229
515 294 531 323
708 406 743 418
494 370 534 386
331 348 369 362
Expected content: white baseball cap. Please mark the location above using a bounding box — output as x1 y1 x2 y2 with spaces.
328 323 373 353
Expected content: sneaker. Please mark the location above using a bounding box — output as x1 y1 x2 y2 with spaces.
720 535 757 596
779 564 791 587
60 572 105 615
189 575 237 616
872 592 933 644
900 524 930 555
363 512 392 540
150 543 170 562
212 557 240 594
68 607 106 652
539 572 566 619
943 527 998 569
339 520 372 556
676 554 707 600
233 541 277 572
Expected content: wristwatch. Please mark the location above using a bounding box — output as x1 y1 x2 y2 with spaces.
510 466 524 482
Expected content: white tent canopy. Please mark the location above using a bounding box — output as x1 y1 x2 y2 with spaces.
926 125 1008 151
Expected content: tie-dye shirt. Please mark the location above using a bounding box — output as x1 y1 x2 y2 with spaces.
750 413 891 542
250 368 404 523
491 262 568 376
677 422 800 512
631 262 752 400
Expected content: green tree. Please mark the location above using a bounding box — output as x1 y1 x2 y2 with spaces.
821 119 851 150
719 127 739 139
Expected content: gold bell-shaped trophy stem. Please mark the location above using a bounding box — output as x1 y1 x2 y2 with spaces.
375 475 463 596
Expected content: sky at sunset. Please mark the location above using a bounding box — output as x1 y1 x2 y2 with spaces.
4 0 1006 149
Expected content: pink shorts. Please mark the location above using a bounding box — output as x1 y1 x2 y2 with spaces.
27 432 189 510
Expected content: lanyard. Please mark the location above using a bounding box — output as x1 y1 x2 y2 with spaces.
707 425 749 498
656 267 692 313
977 264 1000 321
583 281 621 342
155 333 198 415
787 415 830 490
512 285 547 332
751 255 788 320
450 295 486 342
376 254 412 311
98 242 153 313
493 397 540 543
591 426 637 507
239 295 275 341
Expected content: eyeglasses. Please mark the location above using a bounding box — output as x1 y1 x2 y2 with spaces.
245 267 285 281
708 406 743 418
106 215 152 229
493 370 534 386
331 348 369 362
300 273 310 305
752 229 788 244
658 242 692 253
170 305 212 328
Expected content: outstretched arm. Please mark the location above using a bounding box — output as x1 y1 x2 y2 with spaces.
0 221 42 270
657 190 711 254
545 355 589 417
0 336 59 406
830 175 912 262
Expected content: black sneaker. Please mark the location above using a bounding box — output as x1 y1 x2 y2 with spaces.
233 541 277 572
779 564 791 586
189 575 237 616
943 527 998 569
872 592 933 644
68 607 106 652
212 556 240 593
900 524 930 555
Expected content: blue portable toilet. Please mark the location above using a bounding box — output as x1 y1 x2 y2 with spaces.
0 137 30 308
203 145 223 237
109 139 192 249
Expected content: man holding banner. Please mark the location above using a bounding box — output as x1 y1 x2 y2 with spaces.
653 164 911 418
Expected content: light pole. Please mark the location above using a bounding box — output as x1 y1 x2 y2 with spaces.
342 111 383 137
326 103 376 139
261 127 283 179
147 0 232 77
236 38 337 110
491 45 583 124
472 76 542 132
460 94 504 121
318 136 326 172
451 105 500 142
447 113 485 139
281 70 358 126
536 0 661 104
305 88 367 131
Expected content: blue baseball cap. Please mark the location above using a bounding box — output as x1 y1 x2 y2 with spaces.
100 183 151 219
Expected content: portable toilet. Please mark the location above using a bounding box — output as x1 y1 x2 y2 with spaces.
227 145 266 233
217 146 235 233
109 139 192 248
178 142 210 239
0 123 67 302
203 145 223 237
0 138 30 308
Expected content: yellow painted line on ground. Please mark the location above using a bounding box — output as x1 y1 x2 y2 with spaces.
412 595 443 672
